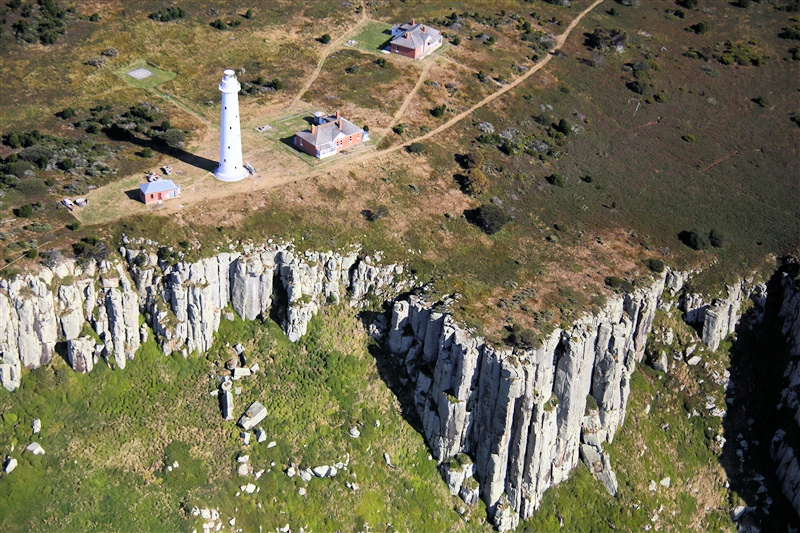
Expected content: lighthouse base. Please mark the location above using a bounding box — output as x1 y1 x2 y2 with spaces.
213 166 248 183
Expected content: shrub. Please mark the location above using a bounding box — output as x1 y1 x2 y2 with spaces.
16 204 34 218
19 145 54 169
149 7 186 22
452 36 461 46
626 80 648 95
345 64 359 74
141 147 153 158
431 104 446 118
605 276 635 293
59 158 74 171
376 57 387 67
465 168 489 196
644 258 665 273
546 173 565 187
556 118 570 136
476 203 511 235
89 13 100 22
101 47 119 58
688 21 710 35
58 107 76 119
210 19 227 30
464 151 484 170
244 8 253 19
69 221 81 231
407 142 425 154
508 324 537 349
683 229 710 250
709 229 726 248
25 249 38 259
159 129 185 149
752 96 767 108
682 134 696 143
677 0 698 9
321 33 331 44
392 124 405 135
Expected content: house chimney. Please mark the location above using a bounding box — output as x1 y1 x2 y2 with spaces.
336 110 340 120
311 124 316 134
405 32 410 39
412 18 415 25
422 26 426 33
336 119 342 129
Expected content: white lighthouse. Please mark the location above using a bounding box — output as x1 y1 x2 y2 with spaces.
214 69 248 182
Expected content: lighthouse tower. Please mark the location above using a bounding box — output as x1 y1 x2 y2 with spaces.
214 69 248 182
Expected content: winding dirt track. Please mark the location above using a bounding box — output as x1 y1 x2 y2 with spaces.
379 0 605 157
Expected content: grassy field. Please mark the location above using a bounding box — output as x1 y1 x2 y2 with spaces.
352 20 394 54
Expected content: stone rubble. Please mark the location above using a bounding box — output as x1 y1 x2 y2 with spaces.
238 401 267 430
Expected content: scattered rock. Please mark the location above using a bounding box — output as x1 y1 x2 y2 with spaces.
299 469 313 482
241 432 251 445
298 487 306 496
32 419 41 434
349 427 361 438
244 483 256 494
660 477 671 488
4 457 17 473
649 480 657 492
384 453 393 467
267 441 277 449
26 442 45 455
237 401 267 430
255 427 267 443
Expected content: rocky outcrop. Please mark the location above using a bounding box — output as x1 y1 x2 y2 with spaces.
386 273 666 530
0 258 139 390
1 239 402 391
124 240 403 354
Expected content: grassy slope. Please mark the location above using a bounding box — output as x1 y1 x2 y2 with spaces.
0 308 492 533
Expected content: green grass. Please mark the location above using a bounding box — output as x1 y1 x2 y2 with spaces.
115 60 177 90
352 20 394 53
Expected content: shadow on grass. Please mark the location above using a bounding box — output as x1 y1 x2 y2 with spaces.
105 128 217 173
360 303 427 441
720 259 800 531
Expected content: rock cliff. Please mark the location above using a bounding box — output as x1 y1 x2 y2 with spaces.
0 258 140 391
385 274 666 530
772 266 800 514
0 240 402 391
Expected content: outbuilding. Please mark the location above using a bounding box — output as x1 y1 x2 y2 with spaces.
139 179 181 205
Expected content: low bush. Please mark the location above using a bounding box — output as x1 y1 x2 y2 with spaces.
476 203 511 235
605 276 635 293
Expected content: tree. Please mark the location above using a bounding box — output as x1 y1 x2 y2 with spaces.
16 204 34 218
244 8 253 19
465 168 489 196
321 33 331 44
141 147 153 158
211 19 227 30
477 203 511 235
431 104 446 118
557 118 571 136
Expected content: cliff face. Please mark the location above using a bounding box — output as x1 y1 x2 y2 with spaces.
0 258 140 391
772 268 800 514
0 241 402 391
387 275 666 530
122 240 402 354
